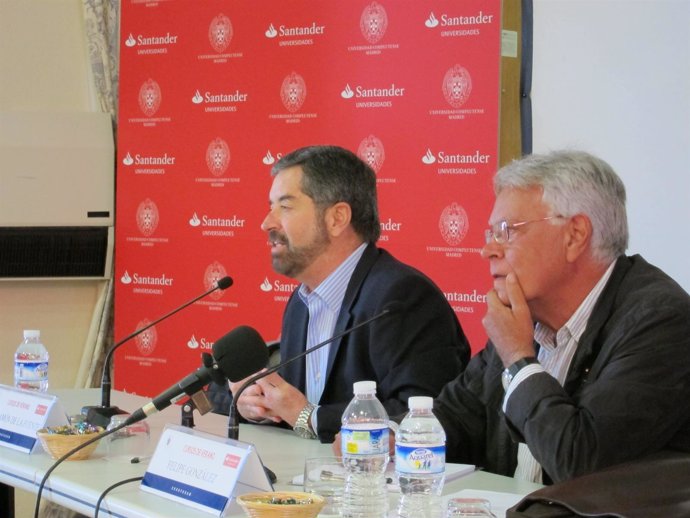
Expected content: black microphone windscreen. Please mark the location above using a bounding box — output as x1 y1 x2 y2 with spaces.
212 325 269 382
216 276 233 290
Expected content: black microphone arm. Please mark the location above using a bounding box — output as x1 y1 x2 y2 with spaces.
124 325 269 427
227 301 401 440
84 276 233 427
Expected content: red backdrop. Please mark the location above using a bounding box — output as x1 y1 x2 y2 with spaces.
115 0 501 396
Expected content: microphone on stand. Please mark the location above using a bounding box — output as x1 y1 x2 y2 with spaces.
227 301 401 440
84 276 234 427
124 325 269 426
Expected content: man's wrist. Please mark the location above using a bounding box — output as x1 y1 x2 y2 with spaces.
502 356 539 390
293 402 317 439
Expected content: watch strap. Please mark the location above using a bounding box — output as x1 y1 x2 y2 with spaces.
293 402 317 439
507 356 539 377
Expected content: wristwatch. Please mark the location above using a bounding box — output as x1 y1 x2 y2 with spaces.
293 402 317 439
502 357 538 390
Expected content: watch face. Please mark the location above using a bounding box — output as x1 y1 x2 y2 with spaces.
294 425 315 439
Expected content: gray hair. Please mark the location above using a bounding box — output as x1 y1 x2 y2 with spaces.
271 145 381 243
495 150 628 263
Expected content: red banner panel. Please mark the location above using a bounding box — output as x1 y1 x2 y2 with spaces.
116 0 501 396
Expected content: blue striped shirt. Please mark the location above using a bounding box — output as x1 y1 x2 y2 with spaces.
297 243 367 432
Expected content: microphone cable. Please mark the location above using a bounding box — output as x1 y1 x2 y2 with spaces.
32 420 129 518
94 476 144 518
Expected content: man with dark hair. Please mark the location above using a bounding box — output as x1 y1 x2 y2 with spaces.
232 145 470 443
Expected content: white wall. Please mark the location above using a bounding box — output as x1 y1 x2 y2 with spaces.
532 0 690 292
0 0 107 390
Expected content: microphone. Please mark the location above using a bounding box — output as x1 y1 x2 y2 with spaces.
85 276 233 427
227 301 401 440
124 325 269 426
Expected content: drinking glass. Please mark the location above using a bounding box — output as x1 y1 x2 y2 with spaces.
446 497 494 517
105 414 151 460
303 456 345 517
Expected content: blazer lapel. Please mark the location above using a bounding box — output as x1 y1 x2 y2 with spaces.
324 244 379 381
564 255 631 393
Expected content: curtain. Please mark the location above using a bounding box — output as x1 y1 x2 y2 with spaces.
80 0 119 392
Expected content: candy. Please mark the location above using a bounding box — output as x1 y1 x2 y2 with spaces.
44 423 101 435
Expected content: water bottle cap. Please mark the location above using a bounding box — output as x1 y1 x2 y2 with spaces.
408 396 433 410
23 330 40 339
353 380 376 395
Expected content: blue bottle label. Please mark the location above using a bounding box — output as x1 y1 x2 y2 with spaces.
395 443 445 474
15 361 49 380
341 425 389 455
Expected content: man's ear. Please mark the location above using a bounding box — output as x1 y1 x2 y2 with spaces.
325 202 352 237
565 214 592 262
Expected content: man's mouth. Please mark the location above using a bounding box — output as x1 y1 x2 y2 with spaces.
268 232 288 250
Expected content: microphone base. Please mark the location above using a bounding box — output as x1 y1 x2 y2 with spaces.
83 405 129 428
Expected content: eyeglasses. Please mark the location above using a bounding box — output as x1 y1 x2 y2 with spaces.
484 216 563 244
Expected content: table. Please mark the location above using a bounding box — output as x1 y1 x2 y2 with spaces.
0 389 543 517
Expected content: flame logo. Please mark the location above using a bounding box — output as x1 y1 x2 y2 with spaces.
187 335 199 349
122 152 134 166
422 149 436 164
260 278 273 292
425 13 439 28
120 271 132 284
125 34 137 47
189 213 201 227
341 84 354 99
192 90 204 104
262 150 275 165
265 23 277 38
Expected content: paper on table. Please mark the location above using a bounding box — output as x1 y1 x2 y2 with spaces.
445 488 524 518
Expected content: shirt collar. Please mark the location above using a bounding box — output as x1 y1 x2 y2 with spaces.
298 243 368 313
535 260 617 350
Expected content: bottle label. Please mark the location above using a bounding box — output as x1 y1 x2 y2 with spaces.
14 361 49 381
395 443 445 474
341 425 389 455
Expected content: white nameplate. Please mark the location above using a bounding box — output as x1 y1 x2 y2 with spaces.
141 424 273 516
0 384 69 453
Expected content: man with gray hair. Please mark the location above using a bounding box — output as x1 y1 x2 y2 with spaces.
433 150 690 484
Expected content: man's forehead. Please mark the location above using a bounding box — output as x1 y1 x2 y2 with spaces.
490 187 546 220
270 166 307 200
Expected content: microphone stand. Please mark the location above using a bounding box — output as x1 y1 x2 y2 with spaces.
227 305 395 440
84 277 233 427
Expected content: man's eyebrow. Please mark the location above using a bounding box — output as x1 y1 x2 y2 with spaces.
270 194 297 205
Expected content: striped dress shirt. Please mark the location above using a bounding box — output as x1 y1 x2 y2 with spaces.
506 261 616 483
297 243 367 433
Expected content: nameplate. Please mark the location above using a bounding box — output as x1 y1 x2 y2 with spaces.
141 424 273 516
0 384 68 453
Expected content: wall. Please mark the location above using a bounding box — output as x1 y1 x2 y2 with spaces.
0 0 107 390
532 0 690 292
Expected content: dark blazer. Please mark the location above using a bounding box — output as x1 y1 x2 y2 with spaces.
280 243 470 443
434 254 690 483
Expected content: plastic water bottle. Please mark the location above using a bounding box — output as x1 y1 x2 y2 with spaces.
14 329 50 392
395 396 446 518
341 380 389 518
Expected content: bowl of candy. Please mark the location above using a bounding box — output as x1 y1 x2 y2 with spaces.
236 491 325 518
36 423 104 461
